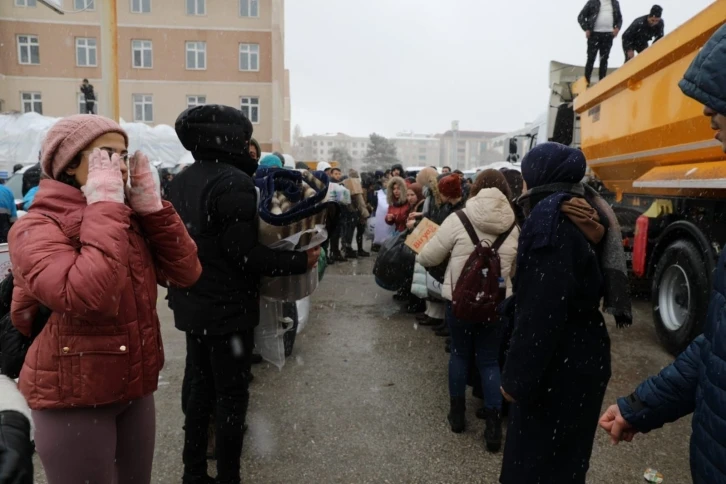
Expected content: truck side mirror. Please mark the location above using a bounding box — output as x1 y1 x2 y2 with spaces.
508 139 518 156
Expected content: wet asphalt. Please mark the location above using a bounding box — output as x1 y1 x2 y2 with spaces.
33 253 693 483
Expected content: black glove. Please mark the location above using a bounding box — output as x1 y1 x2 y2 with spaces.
0 314 31 379
0 411 34 484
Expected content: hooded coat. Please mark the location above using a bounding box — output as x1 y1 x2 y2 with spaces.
617 26 726 484
169 105 308 335
500 143 611 484
9 180 201 410
417 188 519 301
385 176 409 232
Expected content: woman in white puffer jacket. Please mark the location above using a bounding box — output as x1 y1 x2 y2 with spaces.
417 169 519 453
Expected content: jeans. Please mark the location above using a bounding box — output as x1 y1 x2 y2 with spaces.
183 331 253 484
585 32 614 84
446 303 504 410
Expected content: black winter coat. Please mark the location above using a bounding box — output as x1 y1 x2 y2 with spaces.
500 197 611 484
168 160 307 335
578 0 623 32
623 15 665 51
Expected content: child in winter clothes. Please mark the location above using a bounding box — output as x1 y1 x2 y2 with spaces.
385 176 410 232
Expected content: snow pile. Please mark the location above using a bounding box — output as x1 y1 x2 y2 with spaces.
0 112 190 169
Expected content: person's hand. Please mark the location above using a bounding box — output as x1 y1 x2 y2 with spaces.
306 247 321 270
613 27 620 37
585 30 591 39
599 404 637 444
385 214 394 223
627 50 635 60
406 218 416 231
127 151 163 215
500 386 515 403
81 148 125 205
409 212 423 220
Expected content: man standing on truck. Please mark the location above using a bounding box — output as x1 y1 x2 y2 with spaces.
578 0 623 87
622 5 664 62
599 24 726 484
79 79 96 114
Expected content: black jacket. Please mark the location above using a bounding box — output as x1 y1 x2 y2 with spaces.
500 194 611 483
578 0 623 32
623 15 665 51
80 83 95 101
168 160 307 335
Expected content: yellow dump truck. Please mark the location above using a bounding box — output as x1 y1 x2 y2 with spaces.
507 2 726 355
573 2 726 354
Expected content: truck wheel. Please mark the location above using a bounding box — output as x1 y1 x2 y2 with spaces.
282 302 299 358
651 240 709 355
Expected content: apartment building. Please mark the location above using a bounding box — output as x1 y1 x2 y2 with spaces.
298 133 370 167
0 0 290 152
392 132 440 167
439 130 505 171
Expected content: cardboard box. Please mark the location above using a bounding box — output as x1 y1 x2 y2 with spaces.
405 218 440 254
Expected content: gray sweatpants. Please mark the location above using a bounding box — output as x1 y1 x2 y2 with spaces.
32 394 156 484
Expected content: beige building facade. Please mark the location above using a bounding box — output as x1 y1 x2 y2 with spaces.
0 0 290 152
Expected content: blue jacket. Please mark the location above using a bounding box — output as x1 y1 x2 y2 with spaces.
679 23 726 116
619 247 726 483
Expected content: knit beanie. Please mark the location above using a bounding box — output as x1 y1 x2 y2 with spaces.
41 114 128 179
438 174 462 200
521 142 586 190
259 154 283 169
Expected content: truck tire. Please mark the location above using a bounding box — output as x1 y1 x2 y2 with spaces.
282 302 299 358
651 240 709 355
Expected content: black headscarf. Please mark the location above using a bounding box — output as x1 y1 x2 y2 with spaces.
175 104 258 176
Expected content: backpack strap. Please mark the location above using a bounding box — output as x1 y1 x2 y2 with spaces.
455 210 480 246
492 224 516 252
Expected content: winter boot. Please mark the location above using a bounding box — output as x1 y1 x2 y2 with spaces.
483 408 503 452
435 326 450 337
432 320 447 332
331 251 347 263
371 244 381 253
406 297 426 314
345 246 358 259
419 317 442 327
448 397 466 433
357 248 371 257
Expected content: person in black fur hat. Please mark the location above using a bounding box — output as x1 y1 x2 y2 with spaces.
169 105 320 484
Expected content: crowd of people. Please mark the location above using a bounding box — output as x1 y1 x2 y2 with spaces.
0 21 724 484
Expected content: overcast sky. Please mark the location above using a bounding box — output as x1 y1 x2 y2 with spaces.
286 0 714 138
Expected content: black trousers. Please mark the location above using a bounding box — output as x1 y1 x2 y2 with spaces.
182 331 253 484
623 45 646 63
342 210 364 250
585 32 614 84
85 101 95 114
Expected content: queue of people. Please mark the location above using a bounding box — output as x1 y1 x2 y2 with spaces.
0 22 725 484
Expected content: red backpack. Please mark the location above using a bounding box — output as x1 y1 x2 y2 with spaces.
451 211 515 323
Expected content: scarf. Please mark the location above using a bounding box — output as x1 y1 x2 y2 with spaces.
518 182 632 327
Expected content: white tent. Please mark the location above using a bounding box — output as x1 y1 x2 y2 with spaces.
0 113 191 172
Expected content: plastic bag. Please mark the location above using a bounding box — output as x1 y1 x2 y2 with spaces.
373 231 416 291
410 262 429 299
426 272 445 300
255 298 293 370
296 297 311 334
317 247 327 282
373 190 395 245
365 217 375 241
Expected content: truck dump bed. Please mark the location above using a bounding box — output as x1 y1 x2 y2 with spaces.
573 1 726 199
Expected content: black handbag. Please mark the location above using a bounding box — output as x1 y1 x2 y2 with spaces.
373 231 416 291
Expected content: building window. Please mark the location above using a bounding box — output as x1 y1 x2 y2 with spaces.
186 0 205 15
240 97 259 123
76 38 97 67
186 42 206 70
240 0 258 17
15 0 37 7
21 92 42 115
74 0 94 10
17 35 40 65
328 142 332 146
238 44 259 72
313 141 317 146
132 40 152 68
133 94 153 122
131 0 151 13
78 93 97 114
418 155 426 161
187 95 206 108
